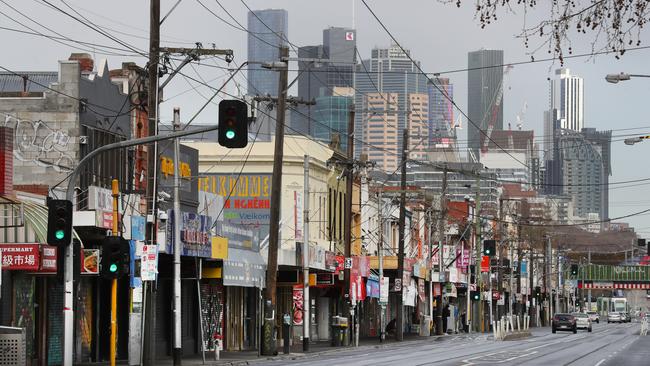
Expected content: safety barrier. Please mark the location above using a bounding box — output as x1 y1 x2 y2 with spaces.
494 315 530 341
641 318 648 336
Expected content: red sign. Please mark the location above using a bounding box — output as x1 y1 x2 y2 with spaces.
41 245 58 272
481 255 490 272
0 244 40 270
492 291 501 300
334 255 345 275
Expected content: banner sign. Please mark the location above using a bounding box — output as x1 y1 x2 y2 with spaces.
292 285 304 325
140 245 158 281
456 247 470 269
380 277 390 303
166 210 212 257
0 244 39 270
131 216 146 241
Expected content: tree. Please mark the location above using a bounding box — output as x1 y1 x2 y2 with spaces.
449 0 650 62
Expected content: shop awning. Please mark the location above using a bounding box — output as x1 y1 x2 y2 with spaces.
1 198 82 245
223 247 266 288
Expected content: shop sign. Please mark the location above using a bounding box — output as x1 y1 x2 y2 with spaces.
394 278 402 292
380 277 389 303
292 285 304 325
325 251 337 272
344 257 352 269
418 278 425 301
131 216 146 241
95 209 113 230
456 247 470 269
308 245 326 270
41 245 57 272
165 210 212 257
492 291 501 300
366 276 380 298
88 185 113 211
448 267 458 283
431 245 453 266
294 191 303 241
0 244 39 270
481 255 490 272
316 273 334 286
81 249 99 275
433 283 441 297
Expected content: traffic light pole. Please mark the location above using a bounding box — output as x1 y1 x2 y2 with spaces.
111 179 119 366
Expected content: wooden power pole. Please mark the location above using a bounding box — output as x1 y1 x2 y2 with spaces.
396 128 409 341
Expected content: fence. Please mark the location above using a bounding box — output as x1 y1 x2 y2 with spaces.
493 314 529 341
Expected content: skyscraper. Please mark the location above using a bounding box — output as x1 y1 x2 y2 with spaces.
467 49 504 159
550 68 584 132
355 45 428 168
292 27 356 137
247 9 288 96
428 78 454 145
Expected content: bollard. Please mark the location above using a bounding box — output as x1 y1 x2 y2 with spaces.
492 321 497 340
516 316 521 332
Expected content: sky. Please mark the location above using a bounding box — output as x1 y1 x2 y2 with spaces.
3 0 650 235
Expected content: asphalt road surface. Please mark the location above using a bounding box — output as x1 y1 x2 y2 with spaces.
258 322 649 366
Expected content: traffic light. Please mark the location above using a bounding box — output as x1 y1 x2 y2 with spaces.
47 199 73 246
101 236 130 278
534 286 541 297
470 291 481 301
218 99 248 148
570 264 579 276
483 240 496 257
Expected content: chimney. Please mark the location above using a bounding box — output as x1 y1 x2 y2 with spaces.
0 126 14 197
69 53 94 73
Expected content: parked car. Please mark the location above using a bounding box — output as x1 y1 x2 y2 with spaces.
586 311 600 324
552 313 577 334
572 312 593 332
608 312 622 323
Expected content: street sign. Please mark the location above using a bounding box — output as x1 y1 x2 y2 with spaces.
481 255 490 272
344 257 352 269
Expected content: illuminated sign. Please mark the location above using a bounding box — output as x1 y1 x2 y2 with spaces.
160 156 191 178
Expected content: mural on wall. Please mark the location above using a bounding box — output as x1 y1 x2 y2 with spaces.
4 113 74 172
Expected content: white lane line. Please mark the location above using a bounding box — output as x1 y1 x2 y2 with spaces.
595 359 606 366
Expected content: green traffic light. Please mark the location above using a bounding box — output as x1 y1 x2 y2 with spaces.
109 263 118 273
225 130 235 139
55 230 65 240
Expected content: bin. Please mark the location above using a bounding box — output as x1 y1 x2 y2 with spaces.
331 316 349 347
0 326 26 366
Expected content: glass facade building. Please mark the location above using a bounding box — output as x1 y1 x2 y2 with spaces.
246 9 288 96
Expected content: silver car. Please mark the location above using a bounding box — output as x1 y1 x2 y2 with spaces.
572 312 592 332
608 312 622 323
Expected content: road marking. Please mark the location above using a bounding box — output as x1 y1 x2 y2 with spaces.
595 358 606 366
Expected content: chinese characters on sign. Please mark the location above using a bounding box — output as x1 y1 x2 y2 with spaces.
140 245 158 281
0 244 40 271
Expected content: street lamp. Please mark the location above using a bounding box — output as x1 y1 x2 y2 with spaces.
605 72 650 84
624 135 650 145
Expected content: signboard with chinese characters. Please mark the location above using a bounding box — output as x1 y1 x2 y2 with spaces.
456 246 470 269
41 245 57 272
88 185 113 211
380 277 389 303
0 244 39 270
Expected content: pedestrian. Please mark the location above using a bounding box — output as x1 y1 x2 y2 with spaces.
443 304 450 333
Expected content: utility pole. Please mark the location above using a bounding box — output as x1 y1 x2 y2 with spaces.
262 46 289 356
110 179 119 366
143 1 160 365
302 155 310 352
377 189 385 343
529 246 535 324
583 249 591 311
427 207 433 331
436 168 447 335
545 236 551 326
343 103 355 345
473 175 482 332
396 128 408 341
172 108 182 365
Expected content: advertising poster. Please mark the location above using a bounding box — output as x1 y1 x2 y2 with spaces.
292 285 304 325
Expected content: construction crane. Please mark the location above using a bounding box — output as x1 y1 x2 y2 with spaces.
481 65 513 153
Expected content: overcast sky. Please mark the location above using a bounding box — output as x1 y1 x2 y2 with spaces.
3 0 650 235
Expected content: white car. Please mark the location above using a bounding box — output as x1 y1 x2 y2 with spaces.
586 311 600 323
572 312 592 332
608 312 622 323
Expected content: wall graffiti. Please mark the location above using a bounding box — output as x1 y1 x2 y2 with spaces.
4 113 74 172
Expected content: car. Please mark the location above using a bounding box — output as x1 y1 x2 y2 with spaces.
552 313 577 334
620 312 631 323
608 312 622 323
572 312 593 332
586 311 600 324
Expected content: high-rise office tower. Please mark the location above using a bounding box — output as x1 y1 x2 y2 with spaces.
467 49 504 159
292 27 356 137
544 68 584 159
428 78 454 145
247 9 288 96
355 45 428 169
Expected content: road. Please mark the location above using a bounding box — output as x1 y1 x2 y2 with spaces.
257 321 649 366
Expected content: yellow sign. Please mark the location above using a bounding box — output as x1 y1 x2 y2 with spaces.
211 236 228 259
202 267 222 279
198 174 271 197
160 156 191 179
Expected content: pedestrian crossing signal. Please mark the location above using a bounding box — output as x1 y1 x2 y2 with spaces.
570 264 579 276
218 100 248 148
470 291 480 301
483 240 496 257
